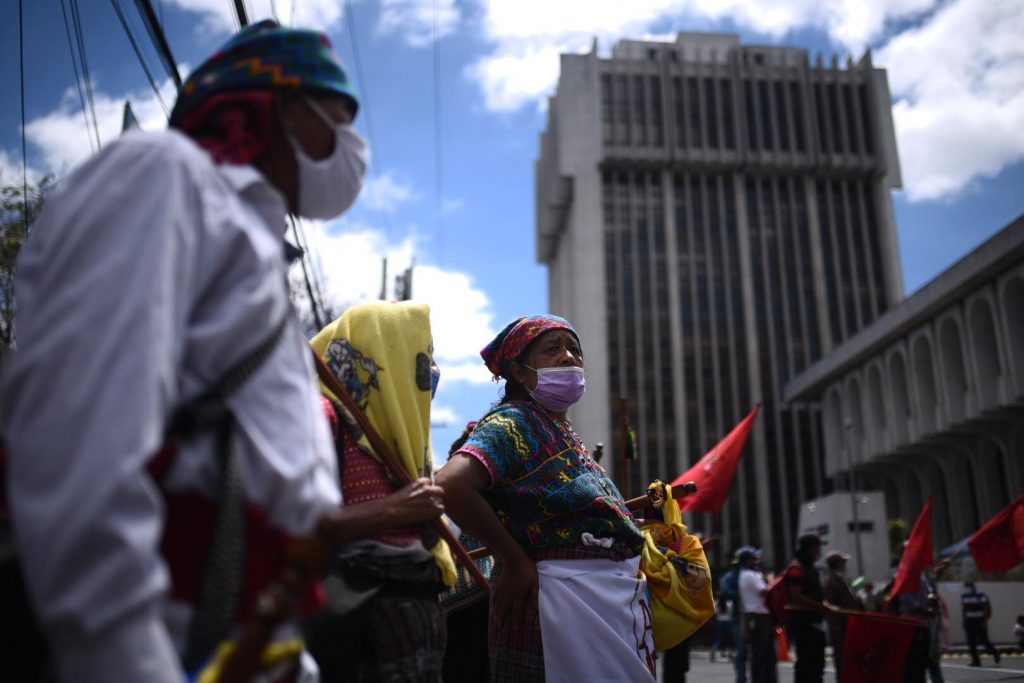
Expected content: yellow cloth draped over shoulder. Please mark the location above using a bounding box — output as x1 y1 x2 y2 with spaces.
640 481 716 650
310 301 456 586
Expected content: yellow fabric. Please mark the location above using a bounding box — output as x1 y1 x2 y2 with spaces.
196 638 304 683
639 481 716 650
310 301 456 586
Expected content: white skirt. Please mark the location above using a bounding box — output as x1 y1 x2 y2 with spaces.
537 556 657 683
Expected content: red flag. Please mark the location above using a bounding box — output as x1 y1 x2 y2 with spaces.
841 612 920 683
887 499 933 605
671 404 759 514
968 495 1024 573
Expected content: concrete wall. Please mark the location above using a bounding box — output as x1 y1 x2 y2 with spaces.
936 582 1024 646
797 491 891 584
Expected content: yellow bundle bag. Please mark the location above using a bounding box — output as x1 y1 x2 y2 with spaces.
639 481 716 650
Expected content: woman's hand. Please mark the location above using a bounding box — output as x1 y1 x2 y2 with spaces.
386 478 445 526
492 554 539 628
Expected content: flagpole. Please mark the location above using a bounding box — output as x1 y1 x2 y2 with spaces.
619 397 630 499
843 418 865 577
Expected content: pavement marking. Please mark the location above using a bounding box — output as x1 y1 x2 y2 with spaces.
941 662 1024 674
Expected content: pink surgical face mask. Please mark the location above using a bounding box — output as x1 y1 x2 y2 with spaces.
524 365 586 412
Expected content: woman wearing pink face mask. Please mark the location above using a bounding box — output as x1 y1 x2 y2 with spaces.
437 315 653 683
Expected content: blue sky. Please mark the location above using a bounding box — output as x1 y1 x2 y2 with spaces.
3 0 1023 464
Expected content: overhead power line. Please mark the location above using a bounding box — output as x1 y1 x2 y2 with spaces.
111 0 170 117
62 0 101 149
134 0 183 90
432 0 444 265
18 0 28 228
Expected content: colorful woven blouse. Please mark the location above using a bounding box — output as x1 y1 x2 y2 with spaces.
459 400 644 561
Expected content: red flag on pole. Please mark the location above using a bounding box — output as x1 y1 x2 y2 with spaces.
887 498 933 606
841 611 921 683
670 404 760 514
968 495 1024 573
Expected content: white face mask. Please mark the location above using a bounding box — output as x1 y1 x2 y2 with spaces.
284 95 369 220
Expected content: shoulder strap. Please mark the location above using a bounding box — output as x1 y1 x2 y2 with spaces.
168 314 290 438
175 314 289 672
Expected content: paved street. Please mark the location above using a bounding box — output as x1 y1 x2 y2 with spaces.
657 650 1024 682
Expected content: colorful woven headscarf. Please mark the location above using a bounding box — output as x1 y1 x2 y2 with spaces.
170 20 359 125
480 315 580 379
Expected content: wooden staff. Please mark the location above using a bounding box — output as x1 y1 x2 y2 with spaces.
311 352 489 592
464 481 700 562
212 352 490 683
624 480 698 511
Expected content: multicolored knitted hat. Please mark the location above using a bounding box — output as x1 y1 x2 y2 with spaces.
170 19 359 126
480 315 580 379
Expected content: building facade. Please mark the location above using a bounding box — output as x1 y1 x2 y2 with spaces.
536 33 904 564
786 215 1024 550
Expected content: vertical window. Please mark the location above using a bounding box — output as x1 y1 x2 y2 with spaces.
843 84 859 154
634 75 648 146
601 74 613 145
858 84 875 156
673 78 685 149
616 75 630 145
720 80 736 150
814 83 830 155
650 76 664 146
826 83 843 154
744 80 758 151
704 78 719 148
790 82 806 153
774 81 790 152
758 81 773 150
687 77 702 148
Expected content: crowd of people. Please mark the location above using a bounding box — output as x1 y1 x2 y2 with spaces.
0 17 1018 683
0 20 716 683
711 534 1017 683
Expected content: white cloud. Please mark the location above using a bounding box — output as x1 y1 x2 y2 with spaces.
441 198 465 214
430 404 459 427
877 0 1024 201
0 149 41 188
359 171 418 212
377 0 460 47
164 0 344 33
23 80 177 176
466 0 936 113
297 219 497 383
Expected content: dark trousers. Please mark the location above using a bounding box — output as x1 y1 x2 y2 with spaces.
733 616 749 683
746 613 778 683
662 637 690 682
789 624 825 683
965 621 999 664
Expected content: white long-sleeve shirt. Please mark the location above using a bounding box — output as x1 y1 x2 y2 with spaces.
739 567 770 615
1 129 340 682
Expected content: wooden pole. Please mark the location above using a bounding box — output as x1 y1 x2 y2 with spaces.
311 352 489 591
464 482 700 562
618 395 626 497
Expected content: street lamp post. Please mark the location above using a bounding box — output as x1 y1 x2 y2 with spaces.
843 418 865 578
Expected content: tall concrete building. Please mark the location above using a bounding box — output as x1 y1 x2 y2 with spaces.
536 33 904 564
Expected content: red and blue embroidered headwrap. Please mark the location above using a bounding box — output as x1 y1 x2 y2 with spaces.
170 20 359 165
480 315 580 379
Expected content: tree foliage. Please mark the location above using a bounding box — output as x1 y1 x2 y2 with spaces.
1 173 55 352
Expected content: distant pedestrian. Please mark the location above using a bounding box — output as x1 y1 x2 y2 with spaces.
897 571 944 683
1013 614 1023 651
721 549 749 683
822 550 863 677
851 577 881 612
783 533 837 683
738 548 777 683
710 596 734 662
961 582 1001 667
